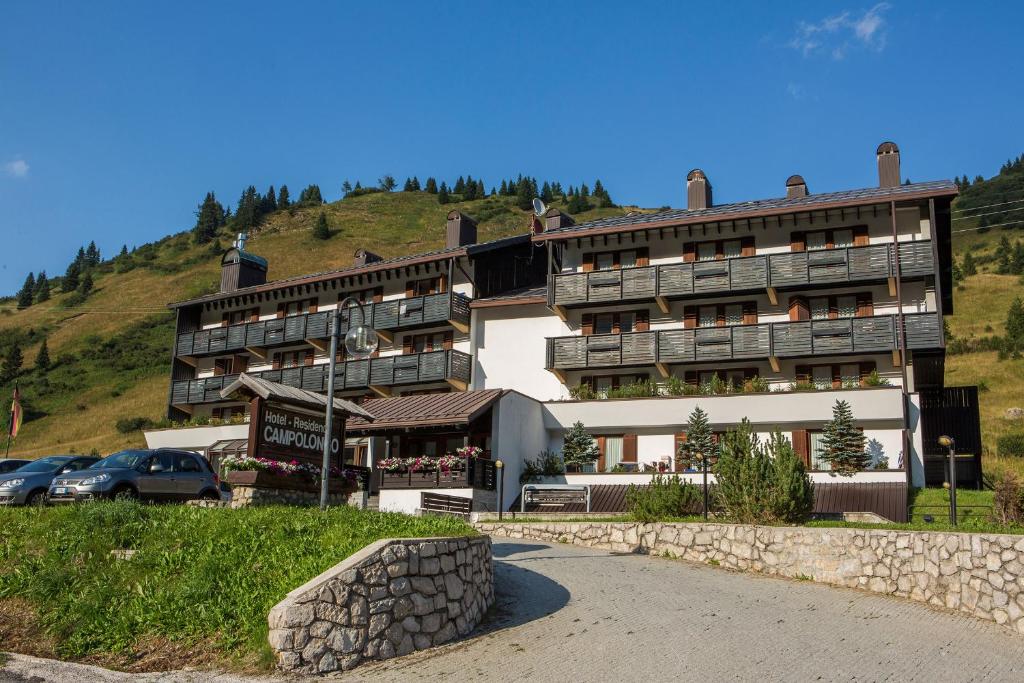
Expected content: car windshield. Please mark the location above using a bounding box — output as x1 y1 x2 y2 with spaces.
93 450 149 470
14 456 72 473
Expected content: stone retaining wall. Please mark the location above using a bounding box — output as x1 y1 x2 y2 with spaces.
268 536 493 674
230 485 365 509
477 521 1024 635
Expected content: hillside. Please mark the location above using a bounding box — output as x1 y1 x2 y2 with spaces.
0 189 630 457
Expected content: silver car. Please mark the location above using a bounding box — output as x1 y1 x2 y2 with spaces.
48 449 220 503
0 456 100 506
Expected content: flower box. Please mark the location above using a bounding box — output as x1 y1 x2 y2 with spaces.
225 470 355 495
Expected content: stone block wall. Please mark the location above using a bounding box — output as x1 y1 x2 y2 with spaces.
477 521 1024 635
230 485 365 509
268 536 493 674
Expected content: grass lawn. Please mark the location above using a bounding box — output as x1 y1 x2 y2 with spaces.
0 503 473 671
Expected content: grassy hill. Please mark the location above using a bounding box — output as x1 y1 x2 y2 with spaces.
0 191 630 458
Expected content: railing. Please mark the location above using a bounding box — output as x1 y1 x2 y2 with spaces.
176 292 471 358
171 349 472 404
548 241 934 307
545 312 943 370
379 459 497 490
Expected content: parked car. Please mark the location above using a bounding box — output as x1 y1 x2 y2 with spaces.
0 459 31 474
0 455 100 506
48 449 220 504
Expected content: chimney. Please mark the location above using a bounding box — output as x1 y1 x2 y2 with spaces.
352 248 382 266
543 207 575 233
686 169 712 210
446 210 478 248
876 141 901 188
220 233 267 293
785 174 808 199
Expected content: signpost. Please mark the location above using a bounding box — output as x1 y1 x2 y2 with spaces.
253 405 343 466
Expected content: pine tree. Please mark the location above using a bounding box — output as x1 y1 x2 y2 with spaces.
341 180 353 197
193 191 225 243
561 421 600 471
34 272 49 303
16 273 35 309
438 182 450 205
403 177 414 192
62 260 80 292
425 177 438 194
299 184 324 206
594 179 614 207
499 179 508 196
678 406 715 470
1006 297 1024 351
998 236 1012 273
379 175 396 192
313 212 331 240
818 400 869 475
410 176 421 191
35 338 50 371
453 176 465 194
566 193 589 214
85 241 100 266
1 343 23 384
475 179 484 198
515 177 533 210
962 251 977 276
119 245 129 257
463 176 477 201
262 185 277 213
78 271 94 296
278 185 290 208
1012 241 1024 275
766 431 814 523
540 181 553 203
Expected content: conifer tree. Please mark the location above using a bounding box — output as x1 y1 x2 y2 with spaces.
262 185 277 213
78 271 94 297
34 272 49 303
453 176 465 194
62 260 80 293
515 177 534 210
678 405 715 471
475 179 484 198
193 191 225 243
313 212 331 240
1012 242 1024 275
438 183 450 205
562 421 600 471
35 338 50 371
463 176 477 201
1 343 23 384
425 177 438 194
998 236 1013 273
341 180 353 196
403 177 414 192
119 245 129 257
379 175 396 192
766 432 814 523
410 176 421 191
16 273 35 309
278 185 290 208
818 400 868 475
540 181 553 203
1006 297 1024 352
962 251 977 276
499 179 508 196
354 181 362 191
85 241 100 266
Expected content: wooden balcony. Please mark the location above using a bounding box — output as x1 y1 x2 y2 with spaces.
379 459 497 490
544 312 943 373
548 241 934 309
175 292 471 360
171 349 472 406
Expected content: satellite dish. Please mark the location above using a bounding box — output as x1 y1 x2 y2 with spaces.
532 198 547 216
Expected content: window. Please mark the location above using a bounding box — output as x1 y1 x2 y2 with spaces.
686 237 753 262
807 231 827 251
809 295 859 320
811 366 832 390
340 288 381 306
603 436 624 472
406 332 451 354
686 302 756 328
697 242 717 262
176 454 202 473
809 431 830 471
212 406 246 420
722 239 742 259
407 278 443 297
698 369 747 390
724 304 743 326
810 297 830 320
836 295 857 319
796 362 875 389
832 229 853 248
699 306 718 328
795 227 868 252
619 250 638 268
840 363 860 387
582 310 649 335
274 350 309 369
584 248 649 272
283 300 313 317
594 313 615 335
147 452 174 473
582 374 649 397
596 253 615 270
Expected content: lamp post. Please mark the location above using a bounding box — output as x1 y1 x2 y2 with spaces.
938 435 957 526
321 297 379 511
495 460 504 520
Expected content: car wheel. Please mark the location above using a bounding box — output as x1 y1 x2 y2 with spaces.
112 486 138 501
201 490 220 501
26 490 47 507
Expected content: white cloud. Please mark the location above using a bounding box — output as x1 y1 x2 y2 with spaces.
787 82 806 100
3 159 29 178
788 3 890 59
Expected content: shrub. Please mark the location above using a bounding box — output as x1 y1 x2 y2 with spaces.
115 416 154 434
997 432 1024 457
745 375 770 393
561 421 599 471
992 475 1024 525
519 450 564 484
626 474 701 522
863 370 890 387
569 384 597 400
606 380 658 398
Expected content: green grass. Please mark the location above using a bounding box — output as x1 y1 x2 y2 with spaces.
0 503 473 668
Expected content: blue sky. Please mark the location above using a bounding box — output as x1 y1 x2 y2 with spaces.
1 1 1022 294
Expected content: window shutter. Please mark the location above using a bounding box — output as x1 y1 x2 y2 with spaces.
308 299 318 314
248 308 260 323
635 309 650 331
221 313 229 327
683 305 697 329
438 272 448 294
581 313 594 336
831 364 841 389
682 242 696 263
792 430 810 466
742 301 758 325
622 434 638 463
304 350 314 367
443 331 454 350
790 231 805 252
788 296 809 321
405 281 415 298
373 287 384 303
234 355 249 373
856 292 874 317
402 336 414 355
828 296 838 320
596 436 606 472
684 370 699 386
740 236 755 257
853 225 869 247
859 361 877 387
582 253 595 272
795 365 811 384
636 247 650 267
276 304 286 319
272 353 282 370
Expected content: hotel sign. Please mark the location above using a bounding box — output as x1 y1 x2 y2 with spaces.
253 405 343 464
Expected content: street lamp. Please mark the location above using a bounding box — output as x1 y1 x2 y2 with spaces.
938 435 957 526
321 297 379 510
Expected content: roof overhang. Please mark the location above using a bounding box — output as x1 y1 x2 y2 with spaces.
345 389 506 433
219 373 375 421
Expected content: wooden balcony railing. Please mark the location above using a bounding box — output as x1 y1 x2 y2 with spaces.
175 292 471 358
171 349 472 405
379 459 497 490
548 241 934 308
544 312 943 370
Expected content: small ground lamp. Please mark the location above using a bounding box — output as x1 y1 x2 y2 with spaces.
495 460 504 520
938 435 957 526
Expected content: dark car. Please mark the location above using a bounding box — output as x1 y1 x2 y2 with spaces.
0 456 99 505
48 449 220 504
0 459 30 474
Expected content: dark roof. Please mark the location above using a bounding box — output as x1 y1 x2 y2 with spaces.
219 374 375 420
470 286 547 308
222 247 269 270
345 389 505 432
533 180 958 241
169 233 532 309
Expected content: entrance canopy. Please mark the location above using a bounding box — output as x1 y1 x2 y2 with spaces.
346 389 504 433
220 373 375 420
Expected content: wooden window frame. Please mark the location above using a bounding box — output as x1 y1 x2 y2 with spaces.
790 293 872 321
791 225 869 253
683 236 754 263
581 309 650 336
683 302 757 329
403 331 453 354
581 247 649 272
794 361 877 389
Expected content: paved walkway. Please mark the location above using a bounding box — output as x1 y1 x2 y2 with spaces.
4 539 1024 682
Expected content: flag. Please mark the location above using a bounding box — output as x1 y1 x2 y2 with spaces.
9 385 22 440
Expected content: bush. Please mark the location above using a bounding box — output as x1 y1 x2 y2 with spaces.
519 450 565 484
115 416 154 434
998 433 1024 457
992 475 1024 525
714 421 814 524
626 474 701 522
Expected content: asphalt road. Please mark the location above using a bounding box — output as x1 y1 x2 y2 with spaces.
5 538 1024 682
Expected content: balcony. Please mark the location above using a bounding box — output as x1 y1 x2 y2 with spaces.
175 292 471 360
548 241 934 309
171 349 472 406
379 459 498 490
544 312 942 372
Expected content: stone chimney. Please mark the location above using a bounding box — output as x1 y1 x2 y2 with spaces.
877 141 901 188
446 210 478 248
785 175 809 199
543 207 575 233
686 169 712 210
352 248 382 266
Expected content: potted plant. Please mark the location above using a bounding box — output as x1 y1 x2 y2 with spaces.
222 455 356 494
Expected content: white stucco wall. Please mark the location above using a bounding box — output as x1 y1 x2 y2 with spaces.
471 303 569 400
